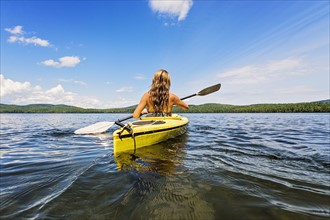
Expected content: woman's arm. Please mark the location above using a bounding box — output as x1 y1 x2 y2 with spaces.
172 93 189 110
133 93 148 118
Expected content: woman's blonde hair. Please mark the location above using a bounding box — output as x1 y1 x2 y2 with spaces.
149 69 171 114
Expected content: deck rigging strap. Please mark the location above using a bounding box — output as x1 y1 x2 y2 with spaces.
132 131 137 154
116 123 137 153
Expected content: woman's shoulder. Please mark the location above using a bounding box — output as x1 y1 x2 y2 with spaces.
169 93 180 102
142 92 151 102
169 93 179 98
142 91 150 97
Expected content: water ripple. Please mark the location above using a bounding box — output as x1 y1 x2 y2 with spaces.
1 113 329 219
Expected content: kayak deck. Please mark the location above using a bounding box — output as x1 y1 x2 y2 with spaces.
113 114 189 154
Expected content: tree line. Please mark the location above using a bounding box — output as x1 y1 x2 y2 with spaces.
0 102 329 113
173 103 330 113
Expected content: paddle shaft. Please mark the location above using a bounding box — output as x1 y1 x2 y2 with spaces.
117 115 135 123
180 93 197 100
180 83 221 100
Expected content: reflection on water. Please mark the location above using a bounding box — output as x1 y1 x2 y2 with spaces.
114 173 215 220
114 134 188 174
113 134 215 219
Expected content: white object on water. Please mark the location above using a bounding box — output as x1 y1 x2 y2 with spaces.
74 121 114 134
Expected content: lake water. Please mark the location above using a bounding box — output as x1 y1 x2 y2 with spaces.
0 113 329 219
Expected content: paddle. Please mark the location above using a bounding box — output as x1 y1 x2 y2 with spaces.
74 83 221 134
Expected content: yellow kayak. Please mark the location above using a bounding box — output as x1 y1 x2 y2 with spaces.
113 114 189 154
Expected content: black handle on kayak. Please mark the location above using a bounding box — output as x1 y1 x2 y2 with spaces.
115 120 132 132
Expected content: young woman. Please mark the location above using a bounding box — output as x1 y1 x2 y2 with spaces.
133 69 189 118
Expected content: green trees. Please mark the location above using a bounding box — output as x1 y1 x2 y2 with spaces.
173 103 330 113
0 102 329 113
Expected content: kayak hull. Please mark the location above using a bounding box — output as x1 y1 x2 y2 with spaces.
113 114 189 154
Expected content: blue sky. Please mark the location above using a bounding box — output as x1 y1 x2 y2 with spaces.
1 0 329 108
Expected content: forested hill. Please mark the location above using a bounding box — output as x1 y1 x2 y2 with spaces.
0 104 87 113
0 101 329 113
173 102 330 113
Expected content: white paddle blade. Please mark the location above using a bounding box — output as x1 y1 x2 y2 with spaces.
74 121 114 134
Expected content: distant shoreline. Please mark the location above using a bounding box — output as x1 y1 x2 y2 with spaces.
1 102 329 113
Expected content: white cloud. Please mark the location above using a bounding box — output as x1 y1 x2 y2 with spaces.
8 36 50 47
218 57 305 84
73 80 87 86
58 79 87 86
134 74 146 80
46 84 65 96
116 87 134 93
215 56 329 105
5 25 51 47
0 74 101 108
0 74 32 96
5 25 23 35
0 75 141 108
108 97 136 108
41 56 81 68
149 0 193 21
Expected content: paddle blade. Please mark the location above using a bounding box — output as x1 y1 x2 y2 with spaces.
197 83 221 96
74 121 114 134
